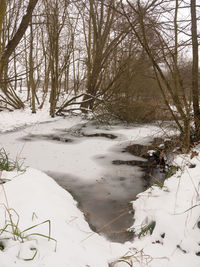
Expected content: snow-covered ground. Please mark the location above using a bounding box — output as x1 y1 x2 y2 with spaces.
0 168 128 267
119 152 200 267
0 100 59 133
0 109 199 266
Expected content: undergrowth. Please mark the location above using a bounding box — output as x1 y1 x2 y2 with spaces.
138 221 156 239
110 248 153 266
0 205 57 260
165 165 180 179
0 148 24 171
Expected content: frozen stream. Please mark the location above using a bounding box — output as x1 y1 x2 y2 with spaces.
0 117 164 242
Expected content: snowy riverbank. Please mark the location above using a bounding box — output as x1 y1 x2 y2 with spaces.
0 168 128 267
121 151 200 267
0 109 199 266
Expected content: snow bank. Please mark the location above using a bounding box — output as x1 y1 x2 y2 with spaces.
119 152 200 267
0 168 127 267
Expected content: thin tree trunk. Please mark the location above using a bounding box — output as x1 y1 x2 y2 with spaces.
191 0 200 135
29 17 36 113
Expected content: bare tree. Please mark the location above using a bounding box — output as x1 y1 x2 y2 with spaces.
0 0 39 109
120 0 199 150
44 0 74 117
76 0 129 112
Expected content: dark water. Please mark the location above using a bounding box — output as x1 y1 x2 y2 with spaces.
45 171 137 243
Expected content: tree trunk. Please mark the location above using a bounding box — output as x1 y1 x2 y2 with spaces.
29 17 36 113
0 0 39 74
191 0 200 136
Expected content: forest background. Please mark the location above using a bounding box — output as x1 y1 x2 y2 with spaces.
0 0 199 150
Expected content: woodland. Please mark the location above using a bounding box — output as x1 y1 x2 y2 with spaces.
0 0 199 150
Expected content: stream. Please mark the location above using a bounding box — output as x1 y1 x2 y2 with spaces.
0 118 165 243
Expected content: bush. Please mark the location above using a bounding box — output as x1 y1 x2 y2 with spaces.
96 97 172 123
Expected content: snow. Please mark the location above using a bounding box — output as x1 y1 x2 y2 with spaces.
0 108 199 266
0 116 161 185
0 105 58 133
0 168 127 267
120 152 200 267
